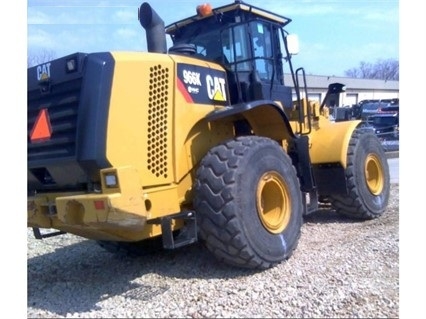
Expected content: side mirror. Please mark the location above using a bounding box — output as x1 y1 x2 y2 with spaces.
286 34 299 55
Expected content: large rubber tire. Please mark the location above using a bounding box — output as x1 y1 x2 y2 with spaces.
96 236 164 257
329 129 390 219
194 136 303 270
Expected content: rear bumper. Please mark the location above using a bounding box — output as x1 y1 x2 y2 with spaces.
27 166 149 241
28 191 148 241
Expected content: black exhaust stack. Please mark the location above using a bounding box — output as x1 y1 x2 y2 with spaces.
138 2 167 53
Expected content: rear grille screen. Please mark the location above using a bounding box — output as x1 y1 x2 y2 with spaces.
146 64 170 179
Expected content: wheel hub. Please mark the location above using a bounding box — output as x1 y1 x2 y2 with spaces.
256 172 291 234
364 153 384 195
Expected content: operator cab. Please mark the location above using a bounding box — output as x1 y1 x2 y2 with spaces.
165 1 299 108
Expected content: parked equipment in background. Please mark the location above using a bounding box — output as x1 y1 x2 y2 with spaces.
365 112 399 141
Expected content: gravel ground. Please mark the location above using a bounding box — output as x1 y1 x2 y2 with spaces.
27 184 399 318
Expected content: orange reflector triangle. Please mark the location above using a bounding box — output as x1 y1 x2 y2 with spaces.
30 108 52 143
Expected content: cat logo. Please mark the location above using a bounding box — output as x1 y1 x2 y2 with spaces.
36 63 51 81
177 63 229 106
206 75 227 102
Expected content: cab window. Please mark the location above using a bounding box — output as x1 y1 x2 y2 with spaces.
250 21 274 81
221 24 251 72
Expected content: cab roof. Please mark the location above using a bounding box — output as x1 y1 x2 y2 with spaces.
165 1 291 34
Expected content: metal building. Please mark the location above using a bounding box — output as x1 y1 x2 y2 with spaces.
284 74 399 107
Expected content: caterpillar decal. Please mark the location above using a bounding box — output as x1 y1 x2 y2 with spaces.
36 63 51 81
176 63 229 106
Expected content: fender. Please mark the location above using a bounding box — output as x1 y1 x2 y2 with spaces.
309 120 362 168
205 100 316 192
205 99 297 140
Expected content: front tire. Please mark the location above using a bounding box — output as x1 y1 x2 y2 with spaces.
194 136 303 269
329 130 390 219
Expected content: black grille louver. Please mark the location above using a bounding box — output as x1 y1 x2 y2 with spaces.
28 77 81 163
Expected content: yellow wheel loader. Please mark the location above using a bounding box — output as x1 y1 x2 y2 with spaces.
27 1 390 269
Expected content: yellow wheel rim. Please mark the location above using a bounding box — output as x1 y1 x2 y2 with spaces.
256 172 291 234
364 153 384 195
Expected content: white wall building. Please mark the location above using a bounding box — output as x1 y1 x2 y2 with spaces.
284 74 399 106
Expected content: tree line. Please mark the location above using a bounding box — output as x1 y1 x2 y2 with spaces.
344 58 399 81
27 49 57 68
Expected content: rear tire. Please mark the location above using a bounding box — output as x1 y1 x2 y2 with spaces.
96 236 164 257
329 130 390 219
194 136 303 269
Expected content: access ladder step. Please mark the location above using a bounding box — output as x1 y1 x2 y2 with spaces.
158 211 198 249
32 227 66 239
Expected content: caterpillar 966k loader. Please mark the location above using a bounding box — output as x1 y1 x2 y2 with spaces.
27 1 390 269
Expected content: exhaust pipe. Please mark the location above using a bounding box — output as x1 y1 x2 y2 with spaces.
138 2 167 53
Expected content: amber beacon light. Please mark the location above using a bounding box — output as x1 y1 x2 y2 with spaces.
196 3 212 17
